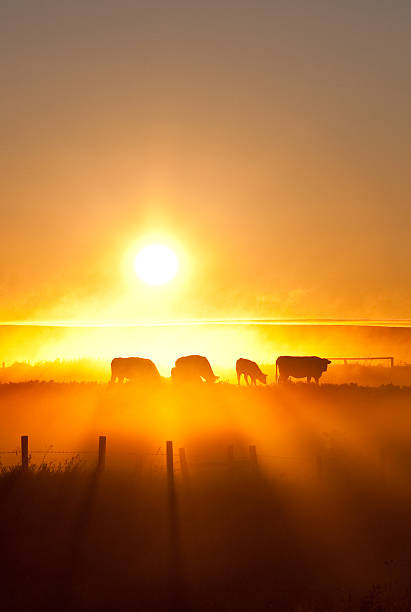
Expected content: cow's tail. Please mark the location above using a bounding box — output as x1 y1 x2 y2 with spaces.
275 359 278 384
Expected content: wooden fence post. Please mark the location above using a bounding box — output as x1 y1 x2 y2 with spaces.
249 445 258 474
98 435 106 471
179 448 190 485
167 441 174 486
21 435 29 471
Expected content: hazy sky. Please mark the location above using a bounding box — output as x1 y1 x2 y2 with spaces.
1 0 411 322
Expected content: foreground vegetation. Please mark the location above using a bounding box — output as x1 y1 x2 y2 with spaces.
1 382 411 609
1 453 411 610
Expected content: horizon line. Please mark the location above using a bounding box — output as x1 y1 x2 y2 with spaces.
1 318 411 328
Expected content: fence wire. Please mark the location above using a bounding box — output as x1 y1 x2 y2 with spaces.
0 441 314 474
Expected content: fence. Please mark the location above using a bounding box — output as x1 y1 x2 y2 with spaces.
0 436 259 471
329 356 394 368
6 435 393 486
0 435 164 471
0 435 332 483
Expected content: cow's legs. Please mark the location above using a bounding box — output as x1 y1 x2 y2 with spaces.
245 374 250 386
252 377 256 386
237 372 241 385
314 377 319 384
307 376 311 383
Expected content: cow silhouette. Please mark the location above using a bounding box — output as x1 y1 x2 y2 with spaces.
236 358 267 386
171 355 218 384
276 356 331 384
110 357 161 384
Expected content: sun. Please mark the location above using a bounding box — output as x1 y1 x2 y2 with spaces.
135 244 179 286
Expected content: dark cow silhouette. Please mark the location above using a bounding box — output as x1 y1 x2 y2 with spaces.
276 356 331 384
110 357 161 384
236 358 267 386
171 355 218 384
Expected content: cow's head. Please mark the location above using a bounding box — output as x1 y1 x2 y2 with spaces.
322 359 331 371
258 372 268 384
206 374 219 383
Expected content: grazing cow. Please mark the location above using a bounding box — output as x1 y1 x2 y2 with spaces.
276 356 331 384
236 358 267 386
110 357 161 384
171 355 219 384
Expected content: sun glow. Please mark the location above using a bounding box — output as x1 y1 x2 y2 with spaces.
135 244 179 286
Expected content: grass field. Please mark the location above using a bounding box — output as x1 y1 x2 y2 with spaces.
1 382 411 609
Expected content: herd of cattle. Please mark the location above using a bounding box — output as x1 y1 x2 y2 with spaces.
110 355 332 385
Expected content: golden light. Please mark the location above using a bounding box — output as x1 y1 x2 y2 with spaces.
135 244 179 286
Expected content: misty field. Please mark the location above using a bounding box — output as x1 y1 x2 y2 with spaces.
1 382 411 610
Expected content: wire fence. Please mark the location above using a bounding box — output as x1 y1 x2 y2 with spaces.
0 436 325 484
0 443 169 472
7 436 386 484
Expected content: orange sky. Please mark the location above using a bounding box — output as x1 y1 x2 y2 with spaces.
1 1 411 323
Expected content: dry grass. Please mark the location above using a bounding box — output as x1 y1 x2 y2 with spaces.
0 382 411 609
